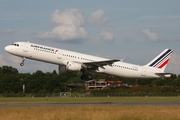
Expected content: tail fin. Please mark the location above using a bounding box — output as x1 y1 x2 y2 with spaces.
145 49 173 72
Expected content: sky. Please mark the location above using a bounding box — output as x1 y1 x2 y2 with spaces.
0 0 180 74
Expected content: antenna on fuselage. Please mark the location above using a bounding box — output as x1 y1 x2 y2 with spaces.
120 59 124 62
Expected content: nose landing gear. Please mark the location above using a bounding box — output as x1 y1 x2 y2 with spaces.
20 57 25 66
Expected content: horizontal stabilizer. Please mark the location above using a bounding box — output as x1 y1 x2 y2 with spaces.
155 73 172 78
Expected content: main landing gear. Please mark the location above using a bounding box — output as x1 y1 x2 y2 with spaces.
80 72 93 80
20 57 25 66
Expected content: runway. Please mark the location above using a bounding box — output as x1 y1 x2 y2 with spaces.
1 101 180 107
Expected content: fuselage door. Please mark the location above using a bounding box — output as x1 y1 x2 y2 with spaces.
141 67 146 77
57 50 62 59
23 42 29 52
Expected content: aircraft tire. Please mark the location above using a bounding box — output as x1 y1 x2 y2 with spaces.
81 75 86 80
20 63 24 66
87 74 93 80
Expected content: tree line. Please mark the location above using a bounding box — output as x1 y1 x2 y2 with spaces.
0 66 180 94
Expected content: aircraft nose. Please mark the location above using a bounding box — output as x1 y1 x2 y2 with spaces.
5 46 11 52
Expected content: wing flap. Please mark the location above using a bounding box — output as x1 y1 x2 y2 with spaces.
85 59 119 66
74 59 119 69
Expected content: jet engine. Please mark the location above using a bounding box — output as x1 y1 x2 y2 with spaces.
66 61 82 71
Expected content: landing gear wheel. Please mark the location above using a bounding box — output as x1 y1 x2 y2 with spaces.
20 63 24 66
81 75 86 80
87 74 93 80
80 74 93 80
20 57 25 66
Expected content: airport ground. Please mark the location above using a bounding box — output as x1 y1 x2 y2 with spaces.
0 97 180 120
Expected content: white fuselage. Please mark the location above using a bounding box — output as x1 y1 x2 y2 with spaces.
5 42 168 78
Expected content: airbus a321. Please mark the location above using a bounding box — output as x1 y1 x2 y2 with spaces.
5 41 173 80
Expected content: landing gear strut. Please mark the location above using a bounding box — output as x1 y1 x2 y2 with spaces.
20 57 25 66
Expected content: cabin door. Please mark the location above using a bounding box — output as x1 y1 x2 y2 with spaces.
57 51 63 59
23 42 29 52
141 67 146 77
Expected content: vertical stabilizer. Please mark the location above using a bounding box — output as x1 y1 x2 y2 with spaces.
145 49 173 72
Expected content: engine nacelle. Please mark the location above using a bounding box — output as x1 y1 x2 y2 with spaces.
66 61 82 71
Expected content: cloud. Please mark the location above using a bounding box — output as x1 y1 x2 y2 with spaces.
101 31 114 42
142 15 180 19
0 54 58 73
37 8 87 42
167 53 180 74
0 54 22 66
175 35 180 41
141 29 159 41
37 8 112 43
88 9 108 24
37 25 87 42
50 9 84 26
0 29 15 34
0 54 7 65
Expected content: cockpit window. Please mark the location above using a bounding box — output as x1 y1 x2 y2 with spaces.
12 44 19 47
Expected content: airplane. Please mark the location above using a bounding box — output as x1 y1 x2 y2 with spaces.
5 41 173 80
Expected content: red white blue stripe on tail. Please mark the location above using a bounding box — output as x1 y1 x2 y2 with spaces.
145 49 173 71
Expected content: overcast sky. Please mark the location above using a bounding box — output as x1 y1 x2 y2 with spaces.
0 0 180 74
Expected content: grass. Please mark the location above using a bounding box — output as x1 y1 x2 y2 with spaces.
0 96 180 103
0 97 180 120
0 106 180 120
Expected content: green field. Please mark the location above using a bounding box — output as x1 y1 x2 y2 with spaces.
0 96 180 103
0 97 180 120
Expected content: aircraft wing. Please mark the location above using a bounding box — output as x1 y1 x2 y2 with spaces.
75 59 120 69
85 59 119 66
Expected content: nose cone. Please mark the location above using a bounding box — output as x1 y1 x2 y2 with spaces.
5 46 12 53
